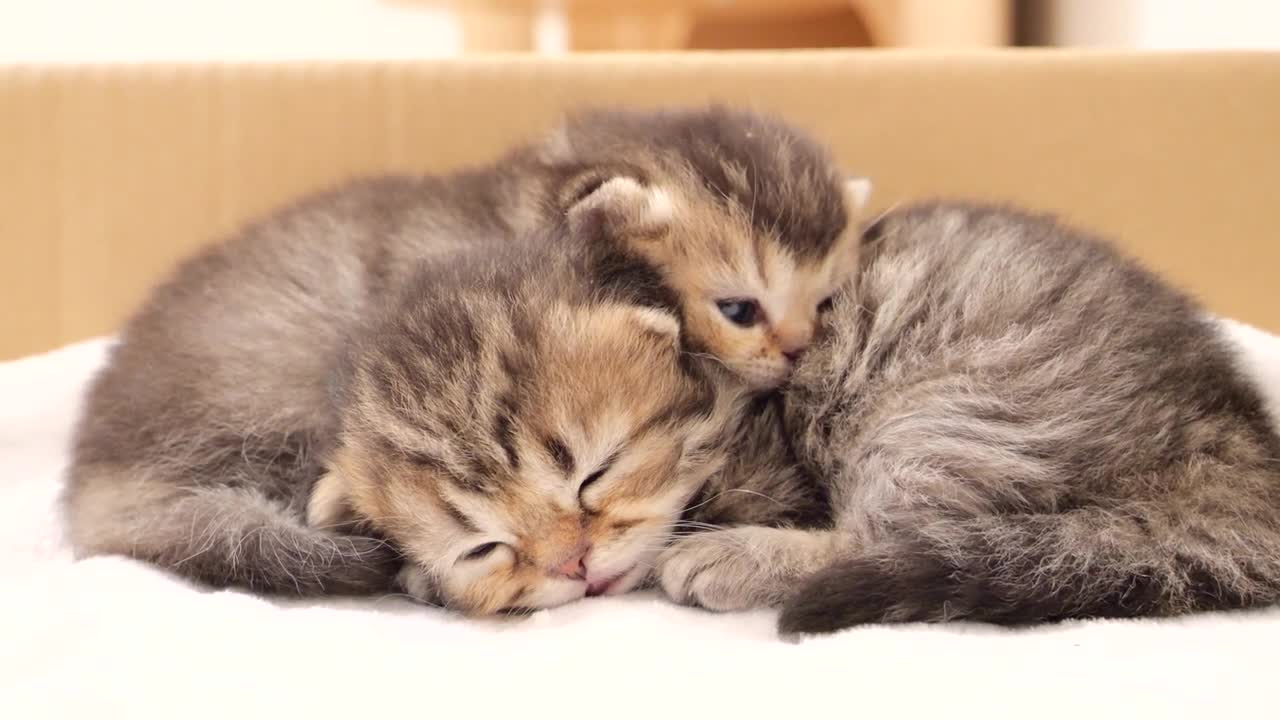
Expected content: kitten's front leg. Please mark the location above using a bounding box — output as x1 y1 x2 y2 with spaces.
658 527 846 612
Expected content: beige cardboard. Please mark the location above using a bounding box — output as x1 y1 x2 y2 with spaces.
2 50 1278 359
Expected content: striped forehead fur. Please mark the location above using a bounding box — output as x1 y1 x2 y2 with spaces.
341 237 725 503
555 106 849 261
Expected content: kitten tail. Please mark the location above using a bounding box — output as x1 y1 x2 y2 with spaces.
779 494 1280 634
67 479 401 595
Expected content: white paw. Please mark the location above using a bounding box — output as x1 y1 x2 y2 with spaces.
657 529 779 612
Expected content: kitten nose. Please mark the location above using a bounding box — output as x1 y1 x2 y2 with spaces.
553 547 589 580
775 325 812 363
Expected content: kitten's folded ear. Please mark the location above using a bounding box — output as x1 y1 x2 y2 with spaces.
844 177 873 214
590 303 683 351
563 171 674 243
307 470 358 530
625 306 682 346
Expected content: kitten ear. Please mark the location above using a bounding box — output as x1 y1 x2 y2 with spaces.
627 306 681 340
616 305 682 350
843 177 873 214
565 173 674 242
307 470 356 529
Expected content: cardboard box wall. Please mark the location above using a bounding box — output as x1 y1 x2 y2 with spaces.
2 51 1278 360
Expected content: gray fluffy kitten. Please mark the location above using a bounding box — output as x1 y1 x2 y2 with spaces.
663 202 1280 633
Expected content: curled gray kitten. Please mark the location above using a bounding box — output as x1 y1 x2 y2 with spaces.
662 202 1280 634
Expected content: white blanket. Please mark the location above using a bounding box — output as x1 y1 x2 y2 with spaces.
4 321 1280 720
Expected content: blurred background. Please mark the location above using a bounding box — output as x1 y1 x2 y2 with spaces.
2 0 1278 62
3 1 1279 360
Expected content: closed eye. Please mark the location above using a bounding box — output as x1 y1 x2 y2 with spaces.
580 467 608 493
578 453 617 504
462 542 501 561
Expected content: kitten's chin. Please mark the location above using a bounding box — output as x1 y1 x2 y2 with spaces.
715 352 795 391
525 580 591 610
737 365 792 392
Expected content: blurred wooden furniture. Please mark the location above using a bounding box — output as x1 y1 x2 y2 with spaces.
395 1 1010 51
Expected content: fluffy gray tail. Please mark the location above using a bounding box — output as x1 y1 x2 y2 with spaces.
779 503 1280 634
67 480 400 595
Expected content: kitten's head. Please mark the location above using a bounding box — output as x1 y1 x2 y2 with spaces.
310 247 738 614
537 106 870 391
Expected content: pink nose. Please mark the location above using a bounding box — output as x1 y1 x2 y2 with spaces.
554 547 588 580
776 331 811 363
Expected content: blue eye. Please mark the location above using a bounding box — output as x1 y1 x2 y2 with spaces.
716 299 760 327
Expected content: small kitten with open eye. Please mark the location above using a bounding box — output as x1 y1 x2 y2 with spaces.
526 107 870 391
660 202 1280 634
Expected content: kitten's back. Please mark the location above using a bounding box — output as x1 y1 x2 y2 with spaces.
780 202 1280 632
794 202 1278 485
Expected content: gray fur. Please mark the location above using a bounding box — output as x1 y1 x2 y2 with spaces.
664 202 1280 632
60 176 514 594
64 106 838 597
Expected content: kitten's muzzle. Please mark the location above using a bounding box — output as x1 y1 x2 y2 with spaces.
554 545 589 580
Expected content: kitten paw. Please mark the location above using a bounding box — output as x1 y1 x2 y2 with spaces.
395 564 439 606
657 528 784 612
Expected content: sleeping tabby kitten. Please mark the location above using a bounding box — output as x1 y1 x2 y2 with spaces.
310 239 746 612
67 226 745 606
662 202 1280 633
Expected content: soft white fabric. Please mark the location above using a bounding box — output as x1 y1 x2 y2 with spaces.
4 322 1280 720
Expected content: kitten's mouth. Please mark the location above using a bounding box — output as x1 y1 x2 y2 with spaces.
585 566 637 597
586 574 622 597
